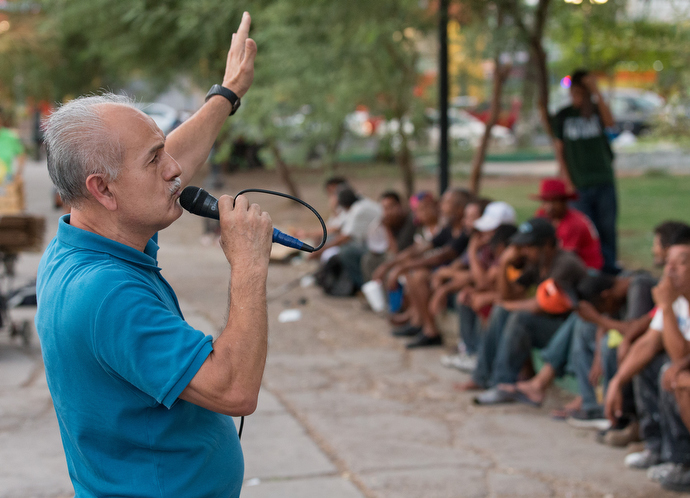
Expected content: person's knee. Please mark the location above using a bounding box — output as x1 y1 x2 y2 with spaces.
408 268 430 286
502 312 533 351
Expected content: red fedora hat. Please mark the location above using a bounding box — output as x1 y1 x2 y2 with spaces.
530 178 579 201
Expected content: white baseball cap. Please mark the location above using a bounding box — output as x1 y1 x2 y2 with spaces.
473 201 516 232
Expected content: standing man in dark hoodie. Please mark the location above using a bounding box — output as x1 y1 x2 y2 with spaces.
552 69 618 274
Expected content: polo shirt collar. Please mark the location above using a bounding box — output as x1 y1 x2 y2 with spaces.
57 214 160 270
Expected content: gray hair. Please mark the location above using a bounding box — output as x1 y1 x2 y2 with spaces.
43 93 136 206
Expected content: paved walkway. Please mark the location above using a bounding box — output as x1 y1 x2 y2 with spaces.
1 160 686 497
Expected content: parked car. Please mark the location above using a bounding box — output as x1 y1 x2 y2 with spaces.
605 89 664 135
426 108 516 148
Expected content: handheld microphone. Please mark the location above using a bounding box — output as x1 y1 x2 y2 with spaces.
179 186 316 252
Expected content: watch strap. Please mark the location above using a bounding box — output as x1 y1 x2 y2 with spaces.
205 84 241 116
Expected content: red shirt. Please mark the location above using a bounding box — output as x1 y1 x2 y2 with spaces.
536 208 604 270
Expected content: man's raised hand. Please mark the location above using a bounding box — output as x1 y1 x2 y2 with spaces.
223 12 257 98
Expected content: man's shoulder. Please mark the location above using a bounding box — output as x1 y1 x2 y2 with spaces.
39 243 153 300
555 105 576 120
563 209 591 230
552 249 587 276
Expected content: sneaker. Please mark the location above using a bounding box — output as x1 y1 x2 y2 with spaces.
625 448 661 469
440 353 477 372
648 462 677 482
660 464 690 492
566 408 612 431
406 332 443 349
596 420 641 447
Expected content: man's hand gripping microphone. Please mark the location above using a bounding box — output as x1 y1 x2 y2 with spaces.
179 186 321 253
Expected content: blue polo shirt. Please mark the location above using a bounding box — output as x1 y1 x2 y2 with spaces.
36 215 244 497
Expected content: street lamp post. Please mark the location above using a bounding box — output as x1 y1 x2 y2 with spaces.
439 0 449 195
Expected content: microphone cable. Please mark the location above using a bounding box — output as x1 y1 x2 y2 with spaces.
232 188 327 440
235 188 328 253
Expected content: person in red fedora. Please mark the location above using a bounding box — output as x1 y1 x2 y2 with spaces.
533 177 604 270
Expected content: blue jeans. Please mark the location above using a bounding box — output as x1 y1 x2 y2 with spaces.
458 304 483 355
472 306 567 387
571 182 618 274
570 319 600 411
540 312 578 376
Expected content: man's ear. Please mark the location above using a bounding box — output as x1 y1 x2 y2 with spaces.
85 174 117 211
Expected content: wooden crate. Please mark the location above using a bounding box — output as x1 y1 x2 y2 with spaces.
0 178 25 215
0 214 46 253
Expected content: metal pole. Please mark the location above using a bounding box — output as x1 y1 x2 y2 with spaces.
439 0 449 195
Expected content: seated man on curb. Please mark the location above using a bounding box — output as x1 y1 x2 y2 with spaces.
465 218 587 402
409 191 441 243
564 272 656 433
604 227 690 487
533 177 604 270
442 224 518 372
313 187 382 296
341 191 416 290
372 189 474 348
438 203 517 372
429 201 516 317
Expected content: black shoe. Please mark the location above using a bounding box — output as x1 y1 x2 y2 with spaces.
406 332 443 349
392 324 422 337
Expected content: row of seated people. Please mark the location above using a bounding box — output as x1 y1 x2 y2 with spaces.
308 175 690 493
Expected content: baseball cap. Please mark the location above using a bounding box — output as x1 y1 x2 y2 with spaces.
473 201 517 232
510 217 557 246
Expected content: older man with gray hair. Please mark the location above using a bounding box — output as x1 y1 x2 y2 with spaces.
35 13 269 498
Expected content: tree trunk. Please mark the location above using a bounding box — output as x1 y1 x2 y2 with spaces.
531 40 552 137
507 0 552 137
397 131 415 199
270 143 301 198
325 122 346 174
469 62 511 195
516 51 537 148
531 0 553 136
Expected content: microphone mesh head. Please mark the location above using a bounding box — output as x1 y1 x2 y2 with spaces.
179 186 202 214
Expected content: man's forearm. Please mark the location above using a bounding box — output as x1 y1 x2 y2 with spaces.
615 330 664 385
216 266 268 406
167 99 235 185
401 247 454 274
593 89 615 128
661 305 690 361
500 298 539 313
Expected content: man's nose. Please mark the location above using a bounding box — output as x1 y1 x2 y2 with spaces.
162 151 183 179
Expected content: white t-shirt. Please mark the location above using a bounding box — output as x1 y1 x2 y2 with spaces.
327 208 348 231
341 198 382 244
650 295 690 341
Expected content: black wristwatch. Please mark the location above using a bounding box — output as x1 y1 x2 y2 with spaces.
205 84 241 116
